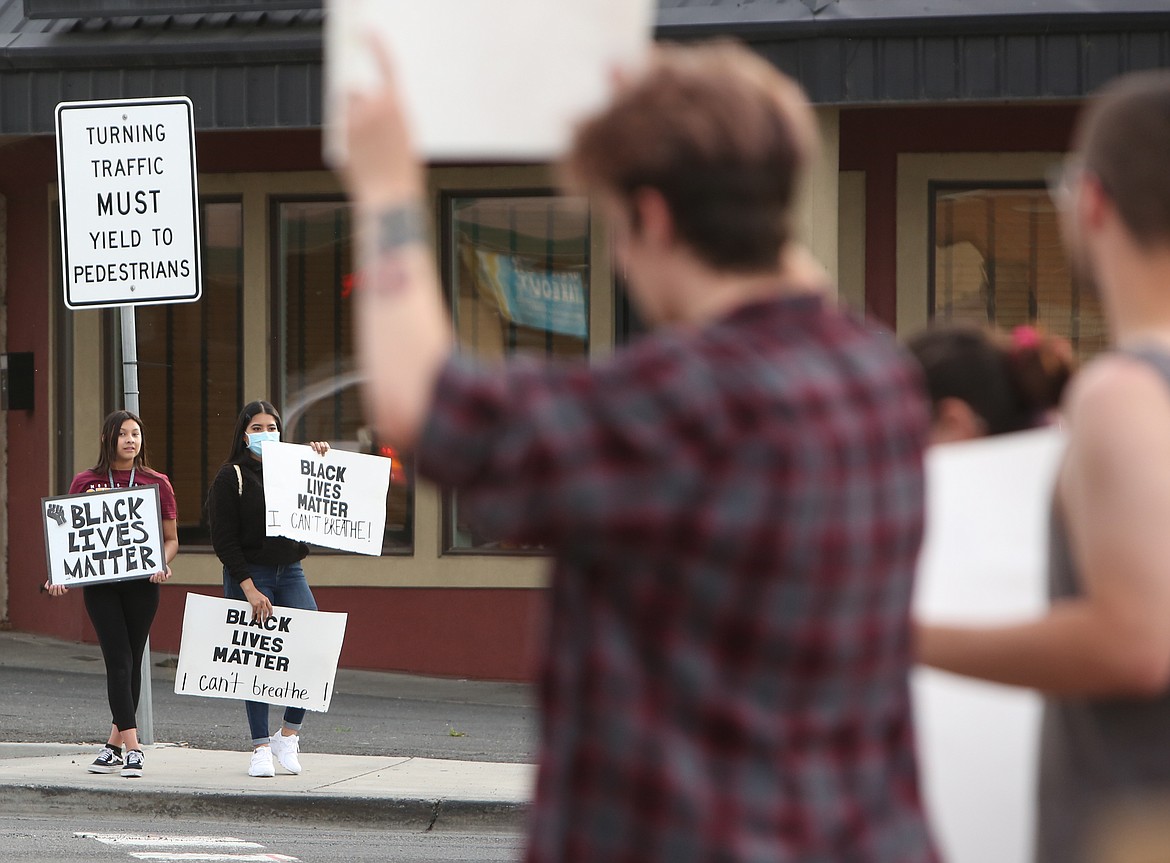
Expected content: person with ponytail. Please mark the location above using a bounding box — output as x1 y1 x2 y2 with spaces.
44 409 178 779
206 400 329 779
907 323 1075 443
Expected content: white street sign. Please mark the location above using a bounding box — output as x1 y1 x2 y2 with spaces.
55 96 202 310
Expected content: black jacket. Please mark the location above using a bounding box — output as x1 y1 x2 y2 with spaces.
207 456 308 585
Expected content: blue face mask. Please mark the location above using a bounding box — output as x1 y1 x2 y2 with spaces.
246 430 280 458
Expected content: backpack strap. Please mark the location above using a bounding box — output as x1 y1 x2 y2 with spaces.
233 464 243 496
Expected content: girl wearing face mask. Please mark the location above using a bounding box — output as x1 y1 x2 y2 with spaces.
207 400 329 778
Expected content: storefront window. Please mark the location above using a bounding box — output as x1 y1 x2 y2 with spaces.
133 200 244 545
275 199 413 553
931 183 1107 359
441 191 590 553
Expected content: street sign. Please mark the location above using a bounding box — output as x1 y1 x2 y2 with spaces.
55 96 202 310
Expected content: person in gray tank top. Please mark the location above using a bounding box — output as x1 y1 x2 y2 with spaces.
917 71 1170 863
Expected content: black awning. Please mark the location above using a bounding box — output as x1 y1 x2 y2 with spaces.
23 0 318 17
1 0 1169 135
657 0 1170 37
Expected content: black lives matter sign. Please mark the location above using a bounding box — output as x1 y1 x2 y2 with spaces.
55 96 202 310
175 594 348 712
42 485 166 587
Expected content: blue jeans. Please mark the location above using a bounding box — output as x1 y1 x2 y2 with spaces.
223 562 317 747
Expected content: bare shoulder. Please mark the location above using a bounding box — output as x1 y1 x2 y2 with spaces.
1065 352 1170 462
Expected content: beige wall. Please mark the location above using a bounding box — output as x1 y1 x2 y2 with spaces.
795 107 841 292
68 169 599 591
64 138 848 592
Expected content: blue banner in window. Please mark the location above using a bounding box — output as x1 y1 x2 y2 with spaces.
473 249 588 339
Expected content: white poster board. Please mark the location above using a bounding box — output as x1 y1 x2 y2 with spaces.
913 427 1066 863
174 593 348 712
260 441 392 556
42 486 165 587
55 96 202 310
322 0 655 163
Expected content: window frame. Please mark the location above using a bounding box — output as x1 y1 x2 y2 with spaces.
927 179 1044 323
926 178 1104 358
68 168 572 589
269 193 415 556
895 152 1066 339
100 195 246 549
437 186 592 557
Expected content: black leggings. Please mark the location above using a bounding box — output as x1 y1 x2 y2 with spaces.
83 580 160 732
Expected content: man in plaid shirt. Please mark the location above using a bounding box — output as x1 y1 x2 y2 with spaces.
340 41 937 863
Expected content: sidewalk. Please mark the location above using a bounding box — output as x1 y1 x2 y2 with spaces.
0 630 535 830
0 742 533 831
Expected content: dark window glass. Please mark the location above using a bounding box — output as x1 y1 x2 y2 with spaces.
127 200 244 545
931 184 1106 360
441 192 590 553
275 199 413 553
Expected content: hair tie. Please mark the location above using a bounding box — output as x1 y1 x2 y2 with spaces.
1012 325 1040 351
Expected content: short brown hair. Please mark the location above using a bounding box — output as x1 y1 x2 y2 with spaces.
564 41 818 273
1076 70 1170 247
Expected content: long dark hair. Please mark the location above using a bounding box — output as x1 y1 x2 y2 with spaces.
225 400 283 463
907 324 1074 436
91 409 155 474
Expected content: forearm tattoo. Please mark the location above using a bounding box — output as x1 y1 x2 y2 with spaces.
377 202 428 254
361 202 428 298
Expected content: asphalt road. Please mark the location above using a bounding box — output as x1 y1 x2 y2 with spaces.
0 631 537 763
0 813 525 863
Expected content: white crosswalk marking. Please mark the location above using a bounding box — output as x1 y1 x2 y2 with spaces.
76 834 263 849
129 851 299 855
73 833 299 862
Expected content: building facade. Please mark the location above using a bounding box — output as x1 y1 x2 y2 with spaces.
3 0 1168 679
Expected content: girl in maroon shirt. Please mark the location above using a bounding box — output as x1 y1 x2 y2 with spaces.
43 410 178 778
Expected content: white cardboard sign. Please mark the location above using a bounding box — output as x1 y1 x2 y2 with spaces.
322 0 655 163
174 593 348 712
260 441 392 556
41 485 166 587
913 427 1067 863
55 96 202 309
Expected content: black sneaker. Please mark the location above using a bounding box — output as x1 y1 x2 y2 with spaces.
122 749 144 778
88 746 123 774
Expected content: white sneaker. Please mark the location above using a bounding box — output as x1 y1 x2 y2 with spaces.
248 745 275 778
269 731 302 774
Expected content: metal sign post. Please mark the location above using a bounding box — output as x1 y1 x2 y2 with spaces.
119 305 154 745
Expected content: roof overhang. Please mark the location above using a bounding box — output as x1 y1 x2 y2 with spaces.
658 0 1170 37
23 0 316 16
0 0 1168 135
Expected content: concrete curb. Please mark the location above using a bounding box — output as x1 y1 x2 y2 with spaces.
0 744 533 831
0 783 529 831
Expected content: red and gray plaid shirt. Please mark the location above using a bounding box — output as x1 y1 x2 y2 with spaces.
418 293 937 863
